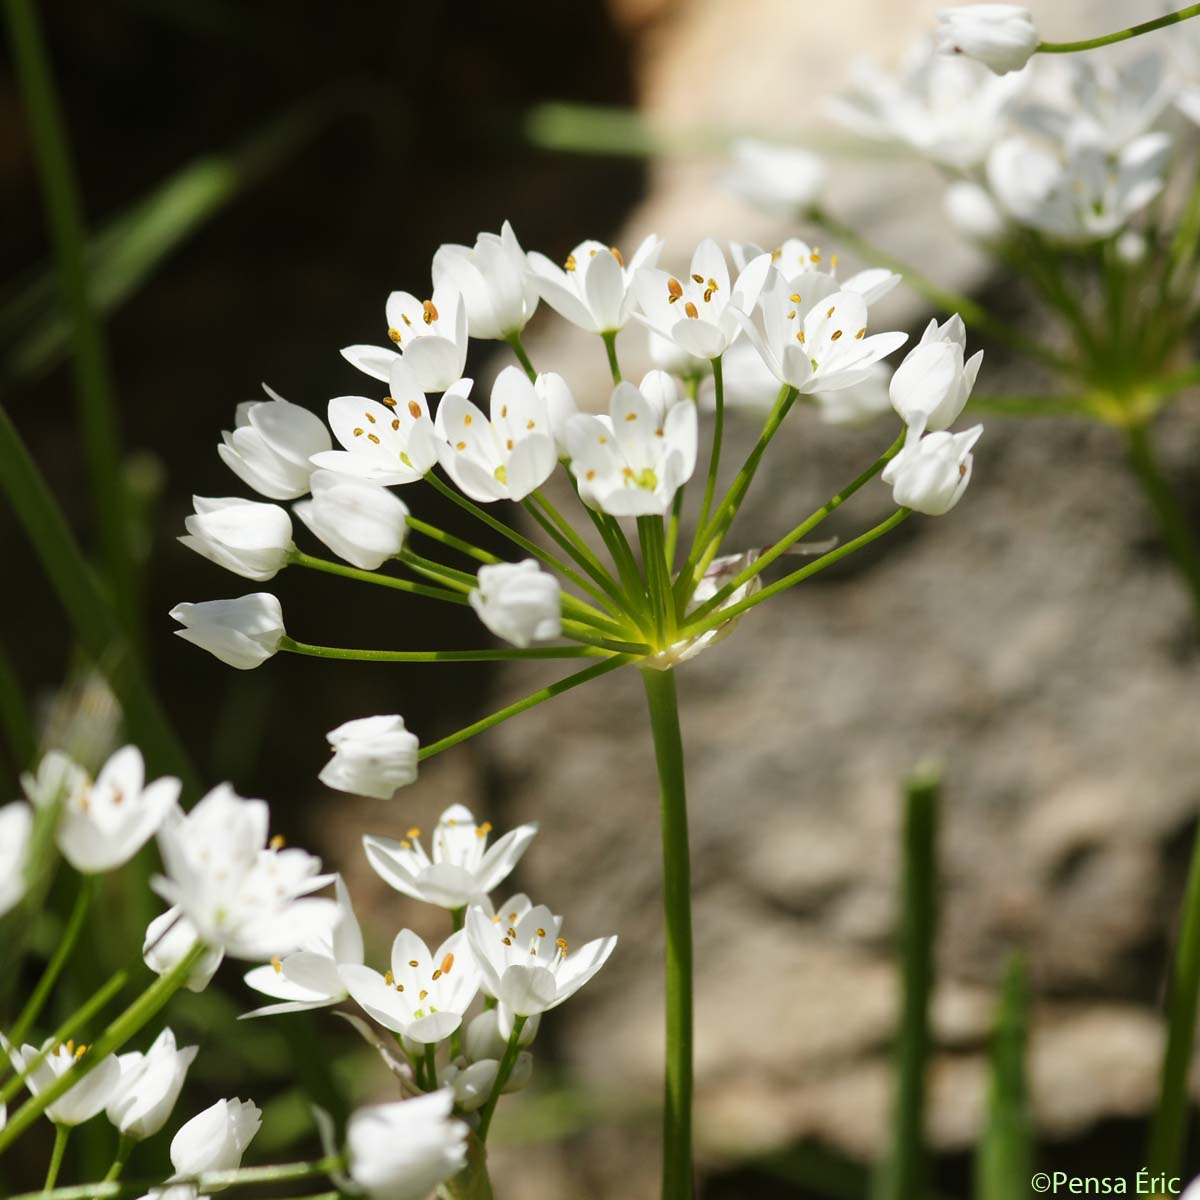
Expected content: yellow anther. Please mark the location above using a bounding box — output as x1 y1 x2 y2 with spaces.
811 248 822 262
624 411 637 421
272 956 283 974
691 273 704 284
408 959 420 968
526 419 535 430
408 400 423 419
400 839 411 850
432 969 442 980
382 395 397 407
703 288 714 303
396 982 405 992
826 305 835 317
610 246 624 266
65 1040 75 1055
353 427 364 437
269 834 286 849
786 310 796 321
464 413 473 426
796 331 806 344
441 952 455 974
831 330 843 341
502 936 512 945
422 299 439 324
366 412 377 424
500 405 508 418
388 327 402 343
407 827 420 838
508 927 517 939
855 327 866 340
506 438 514 450
419 989 429 1000
74 1044 88 1061
507 912 517 922
391 419 400 431
456 440 467 450
556 937 568 954
706 278 719 291
585 469 596 481
789 293 801 303
684 301 699 319
536 927 546 938
830 254 839 268
401 313 413 326
667 278 683 302
367 433 380 444
564 254 577 272
384 969 395 986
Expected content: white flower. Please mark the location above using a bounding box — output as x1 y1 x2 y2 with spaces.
463 1006 539 1062
828 40 1025 170
633 238 772 360
144 908 225 993
318 716 419 800
527 235 662 334
566 375 697 517
815 362 894 427
432 221 538 340
736 237 900 309
438 1059 499 1112
466 904 616 1017
23 745 180 875
739 276 908 395
170 593 285 670
434 367 558 503
293 470 409 571
0 801 34 918
7 1039 122 1126
944 180 1006 241
645 551 763 670
341 286 468 394
723 138 827 214
106 1028 198 1140
935 5 1039 76
883 425 983 515
889 315 983 434
363 803 537 910
537 372 578 457
180 498 293 582
470 560 561 648
242 876 363 1017
217 385 331 500
309 361 452 486
154 784 337 960
341 928 480 1044
987 129 1171 241
346 1092 468 1200
170 1098 261 1178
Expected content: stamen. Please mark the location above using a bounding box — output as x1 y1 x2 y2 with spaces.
789 293 801 303
684 301 699 319
408 400 422 419
464 414 473 426
703 288 714 303
826 305 835 318
667 278 683 303
269 834 286 849
353 427 364 437
564 254 577 272
422 299 439 324
367 433 381 444
366 412 377 424
382 396 398 407
388 327 402 343
392 419 400 431
624 411 637 422
475 821 493 838
610 246 624 266
456 440 467 450
706 278 719 291
432 969 442 980
272 956 283 974
691 273 704 284
419 989 429 1000
556 937 568 954
831 330 843 341
440 952 455 974
401 313 412 327
536 927 546 938
408 959 420 968
384 969 395 985
796 331 806 344
855 327 866 340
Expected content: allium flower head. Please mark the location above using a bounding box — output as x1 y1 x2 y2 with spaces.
432 221 538 340
364 803 537 910
217 385 330 500
346 1092 468 1200
528 234 663 334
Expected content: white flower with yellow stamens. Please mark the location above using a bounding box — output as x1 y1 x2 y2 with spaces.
466 903 616 1017
433 366 558 503
341 286 468 395
633 238 771 361
341 928 480 1044
363 804 537 910
734 237 901 310
6 1038 122 1126
242 876 363 1018
527 234 663 334
565 373 697 517
310 360 454 486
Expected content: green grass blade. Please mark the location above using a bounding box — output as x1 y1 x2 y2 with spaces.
976 955 1033 1200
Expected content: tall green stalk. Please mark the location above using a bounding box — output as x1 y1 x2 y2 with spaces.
642 668 693 1200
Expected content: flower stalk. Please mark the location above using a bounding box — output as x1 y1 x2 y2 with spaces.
1037 4 1200 54
476 1014 527 1140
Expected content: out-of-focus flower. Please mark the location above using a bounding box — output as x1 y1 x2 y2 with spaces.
170 594 285 670
341 287 468 394
243 876 363 1017
463 1006 538 1061
527 235 662 334
466 903 616 1017
944 180 1007 241
310 361 451 486
883 425 983 514
634 239 772 360
935 5 1038 76
537 372 578 457
364 804 537 910
181 497 293 582
889 315 983 433
828 41 1025 169
318 716 419 800
434 367 558 503
154 784 336 960
217 385 330 500
346 1092 468 1200
7 1039 122 1126
106 1028 197 1140
0 801 33 918
293 469 409 571
470 560 562 648
170 1097 261 1178
432 221 538 340
342 928 480 1044
23 745 180 875
722 138 827 215
438 1059 499 1112
567 376 697 516
144 908 225 993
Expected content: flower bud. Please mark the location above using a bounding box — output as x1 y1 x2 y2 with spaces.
935 5 1039 76
169 593 285 670
181 497 293 581
463 1009 507 1062
889 316 982 433
319 715 419 800
883 426 983 515
217 386 330 500
106 1028 198 1139
432 221 538 340
503 1051 534 1094
441 1059 499 1112
170 1097 261 1178
293 470 409 571
536 372 578 457
723 137 827 215
469 560 562 648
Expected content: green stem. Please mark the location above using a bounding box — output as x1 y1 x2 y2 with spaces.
1126 422 1200 627
1147 820 1200 1177
8 875 95 1050
1038 5 1200 53
529 490 623 599
641 668 693 1200
477 1014 527 1140
807 206 1070 373
1 971 127 1105
687 430 907 625
0 943 206 1155
4 0 136 634
520 497 630 615
559 623 652 656
406 516 501 566
290 549 469 606
503 333 537 382
398 549 475 592
878 766 939 1200
423 1042 438 1093
602 330 622 383
694 354 725 538
44 1124 70 1192
280 636 610 662
417 656 633 762
101 1134 135 1186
